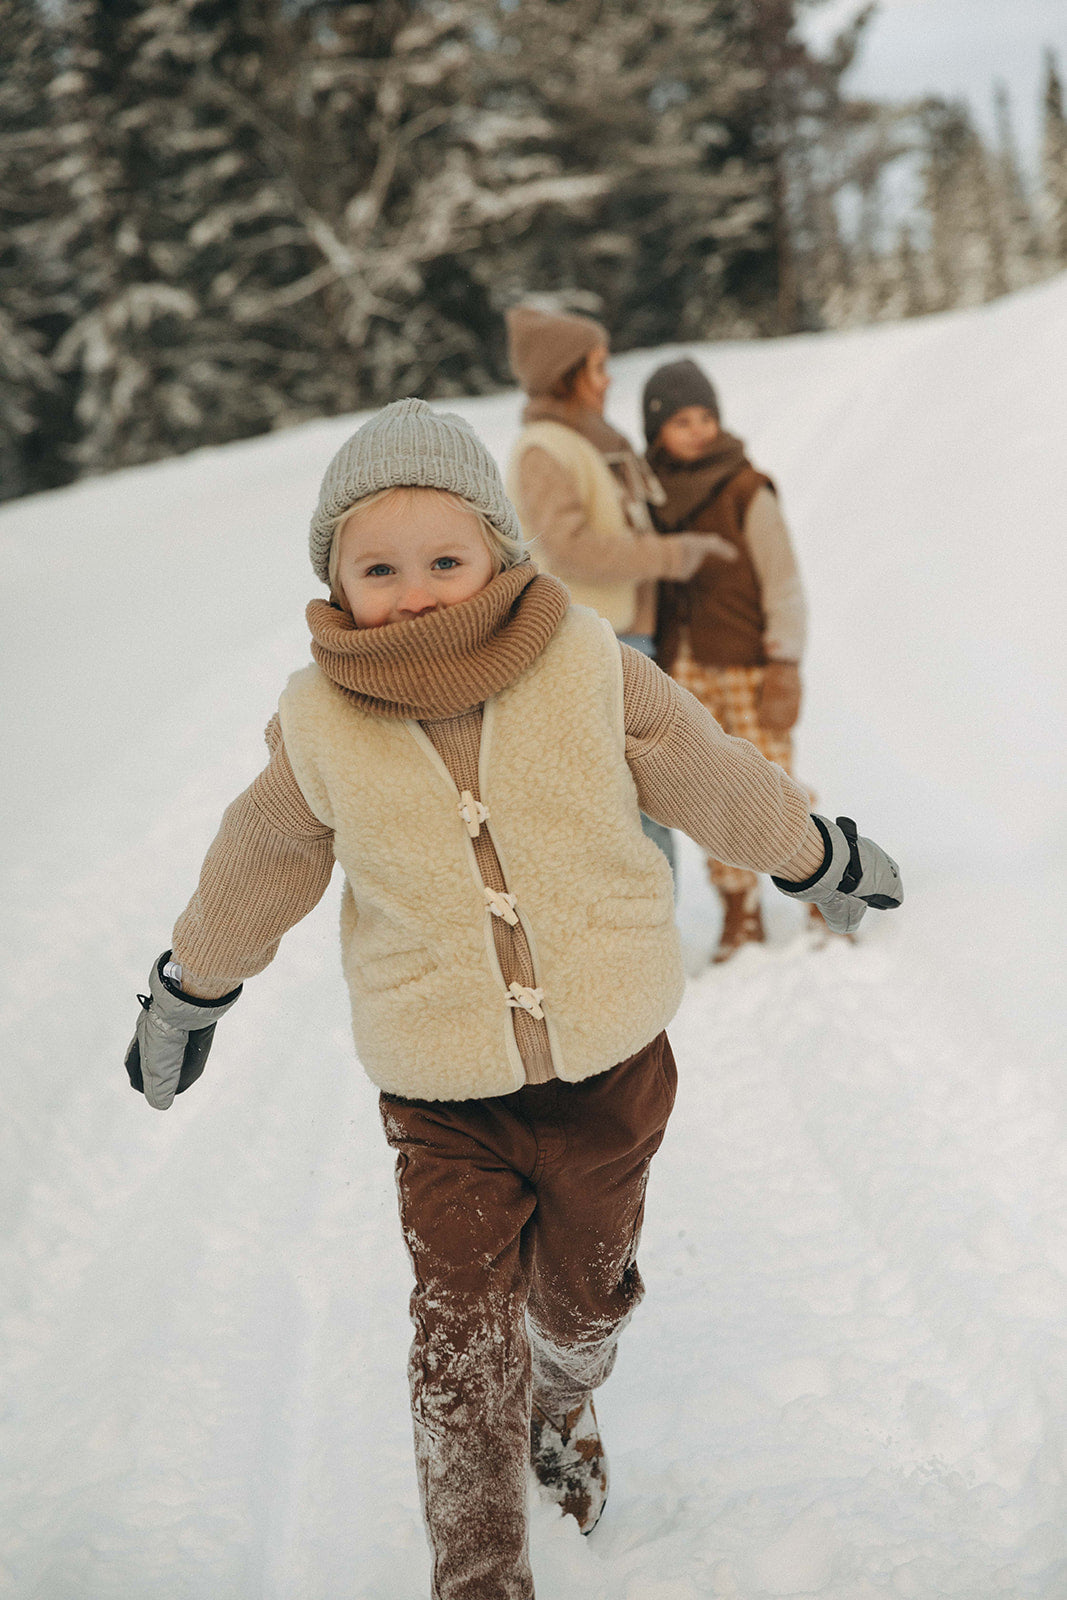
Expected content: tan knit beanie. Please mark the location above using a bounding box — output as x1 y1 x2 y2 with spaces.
505 305 610 396
308 397 521 584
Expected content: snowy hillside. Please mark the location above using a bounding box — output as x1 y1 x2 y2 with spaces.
2 275 1067 1599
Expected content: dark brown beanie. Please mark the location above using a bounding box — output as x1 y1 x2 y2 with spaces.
642 358 720 445
505 305 609 396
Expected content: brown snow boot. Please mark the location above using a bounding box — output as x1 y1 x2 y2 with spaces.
712 884 764 963
530 1397 608 1535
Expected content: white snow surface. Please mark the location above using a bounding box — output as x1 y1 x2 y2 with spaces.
3 277 1067 1599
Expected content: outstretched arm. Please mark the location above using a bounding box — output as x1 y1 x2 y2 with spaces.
620 643 824 878
620 646 902 928
171 716 335 997
126 717 336 1108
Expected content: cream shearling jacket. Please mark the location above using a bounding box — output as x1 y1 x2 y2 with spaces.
506 421 648 633
278 607 684 1100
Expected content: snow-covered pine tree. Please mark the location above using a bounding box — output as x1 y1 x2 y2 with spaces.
45 0 186 476
748 0 879 331
292 0 518 402
881 222 925 321
783 140 851 329
473 0 778 348
919 97 1005 310
992 82 1040 291
825 105 915 327
0 0 66 498
1040 50 1067 266
48 0 361 476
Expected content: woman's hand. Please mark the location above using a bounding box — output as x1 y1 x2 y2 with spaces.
664 533 738 581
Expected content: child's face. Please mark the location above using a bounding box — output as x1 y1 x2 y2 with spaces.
656 405 720 462
572 344 611 414
336 489 497 627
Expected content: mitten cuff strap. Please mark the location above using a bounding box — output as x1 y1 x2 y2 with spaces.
771 815 850 899
150 953 242 1026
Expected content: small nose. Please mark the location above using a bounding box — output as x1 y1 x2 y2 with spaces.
397 584 437 618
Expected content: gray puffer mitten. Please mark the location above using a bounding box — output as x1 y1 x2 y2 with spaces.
772 815 902 935
125 953 242 1111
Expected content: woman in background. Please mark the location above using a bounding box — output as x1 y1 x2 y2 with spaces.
505 306 733 870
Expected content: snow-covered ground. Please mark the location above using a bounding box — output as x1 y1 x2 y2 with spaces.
2 276 1066 1599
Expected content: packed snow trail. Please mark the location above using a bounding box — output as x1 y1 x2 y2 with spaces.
2 276 1066 1598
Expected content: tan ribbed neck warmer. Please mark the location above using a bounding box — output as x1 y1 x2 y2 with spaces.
305 563 570 720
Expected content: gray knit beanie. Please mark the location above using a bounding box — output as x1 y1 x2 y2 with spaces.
309 398 521 584
642 358 720 446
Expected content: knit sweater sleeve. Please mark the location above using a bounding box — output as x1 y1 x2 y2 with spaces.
619 645 825 878
744 486 807 662
171 715 336 998
516 445 698 583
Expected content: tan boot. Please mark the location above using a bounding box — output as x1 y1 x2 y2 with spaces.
712 884 765 963
530 1397 608 1535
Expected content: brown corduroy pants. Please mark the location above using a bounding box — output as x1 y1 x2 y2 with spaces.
379 1031 678 1600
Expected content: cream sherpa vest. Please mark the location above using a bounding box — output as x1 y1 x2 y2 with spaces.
506 421 640 633
278 606 684 1101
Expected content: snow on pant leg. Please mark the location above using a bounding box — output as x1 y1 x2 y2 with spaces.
524 1032 678 1417
670 650 795 895
379 1092 539 1600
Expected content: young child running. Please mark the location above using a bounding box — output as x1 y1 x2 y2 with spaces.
125 399 901 1600
643 357 817 961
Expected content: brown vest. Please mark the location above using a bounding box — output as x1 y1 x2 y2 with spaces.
655 465 774 670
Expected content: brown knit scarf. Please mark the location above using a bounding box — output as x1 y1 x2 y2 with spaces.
523 394 633 456
647 431 752 532
305 562 570 720
523 395 665 509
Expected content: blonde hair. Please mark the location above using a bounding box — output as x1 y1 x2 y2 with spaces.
327 485 527 601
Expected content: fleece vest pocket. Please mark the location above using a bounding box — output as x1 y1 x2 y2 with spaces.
359 947 439 993
587 895 671 931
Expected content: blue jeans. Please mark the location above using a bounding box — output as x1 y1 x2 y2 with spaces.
617 633 676 880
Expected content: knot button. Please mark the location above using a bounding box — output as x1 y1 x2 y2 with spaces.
459 791 490 838
505 983 545 1021
485 887 519 925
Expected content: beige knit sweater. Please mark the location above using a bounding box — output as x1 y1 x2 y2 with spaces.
172 568 824 1082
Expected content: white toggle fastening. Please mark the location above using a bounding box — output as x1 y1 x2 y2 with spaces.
505 983 546 1020
458 790 490 838
485 887 519 925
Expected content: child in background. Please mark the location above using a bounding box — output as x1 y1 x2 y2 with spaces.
644 357 817 961
125 399 901 1600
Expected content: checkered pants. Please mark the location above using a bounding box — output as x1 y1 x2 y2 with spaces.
670 639 802 895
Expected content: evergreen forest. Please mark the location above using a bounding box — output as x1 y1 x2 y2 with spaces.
2 0 1065 500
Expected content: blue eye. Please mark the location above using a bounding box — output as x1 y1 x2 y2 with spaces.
433 556 460 570
366 563 393 577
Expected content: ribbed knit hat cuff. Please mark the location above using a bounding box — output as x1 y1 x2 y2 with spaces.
309 399 520 583
642 359 720 445
505 306 609 397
